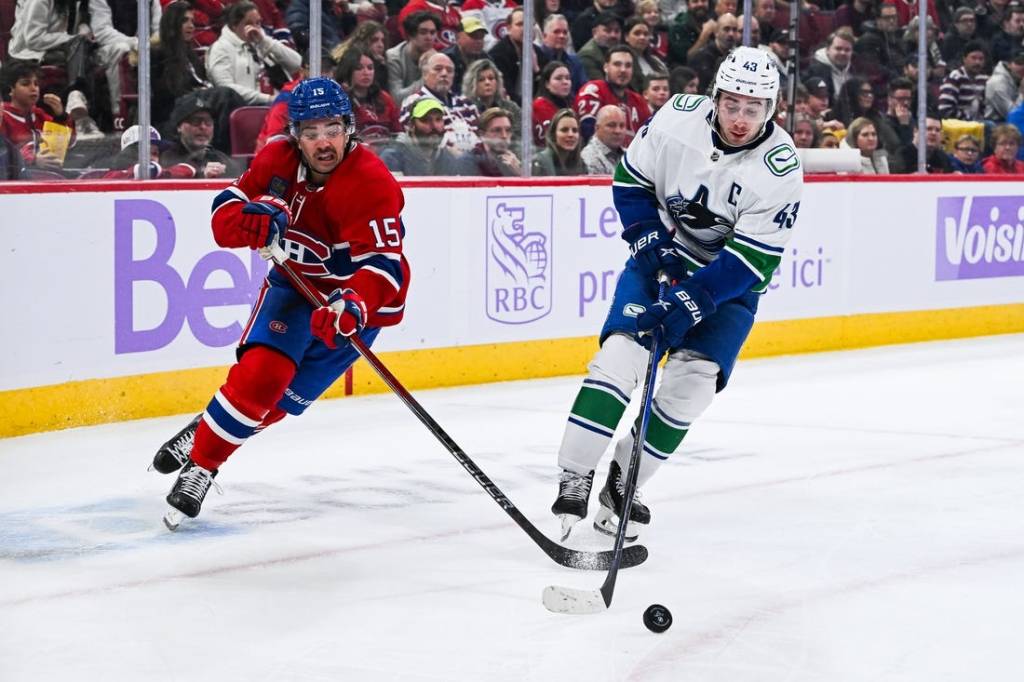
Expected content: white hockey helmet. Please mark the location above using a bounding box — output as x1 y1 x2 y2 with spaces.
711 46 780 129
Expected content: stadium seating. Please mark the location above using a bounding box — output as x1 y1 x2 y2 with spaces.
229 105 270 165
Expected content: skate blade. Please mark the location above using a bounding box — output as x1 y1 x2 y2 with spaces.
593 507 639 543
558 514 583 542
163 508 185 531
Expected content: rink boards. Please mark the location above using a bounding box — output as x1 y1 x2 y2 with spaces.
1 175 1022 437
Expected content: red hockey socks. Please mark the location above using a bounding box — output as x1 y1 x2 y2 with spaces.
190 346 295 471
254 407 287 433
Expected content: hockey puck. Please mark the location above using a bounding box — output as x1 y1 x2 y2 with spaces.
643 604 672 633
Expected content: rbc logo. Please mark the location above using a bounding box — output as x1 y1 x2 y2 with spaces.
485 196 553 324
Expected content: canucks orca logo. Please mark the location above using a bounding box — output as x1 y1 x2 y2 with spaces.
665 185 733 250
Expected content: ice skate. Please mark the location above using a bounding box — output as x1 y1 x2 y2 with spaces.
163 459 219 531
551 469 594 540
593 460 650 542
151 414 201 474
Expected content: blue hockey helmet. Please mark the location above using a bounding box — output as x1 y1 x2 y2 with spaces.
288 77 353 130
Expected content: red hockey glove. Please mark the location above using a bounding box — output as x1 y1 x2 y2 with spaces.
238 195 291 251
310 289 367 349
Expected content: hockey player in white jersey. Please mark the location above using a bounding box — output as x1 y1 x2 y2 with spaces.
551 45 803 541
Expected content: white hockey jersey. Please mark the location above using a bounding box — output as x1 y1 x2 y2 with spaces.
612 93 803 293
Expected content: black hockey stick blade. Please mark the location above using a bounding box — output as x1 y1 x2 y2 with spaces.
517 512 648 570
272 258 648 571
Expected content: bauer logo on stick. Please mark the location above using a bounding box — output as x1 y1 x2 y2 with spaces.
485 196 554 325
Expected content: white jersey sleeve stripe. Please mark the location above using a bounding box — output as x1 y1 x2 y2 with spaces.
211 185 249 217
351 251 403 263
733 232 786 254
362 265 401 292
620 152 655 188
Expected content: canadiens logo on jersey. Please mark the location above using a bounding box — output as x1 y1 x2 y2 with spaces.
279 228 333 277
492 18 509 39
665 186 733 251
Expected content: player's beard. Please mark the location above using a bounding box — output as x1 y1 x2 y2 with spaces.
305 147 342 175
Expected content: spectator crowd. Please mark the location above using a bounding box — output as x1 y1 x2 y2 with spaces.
3 0 1024 180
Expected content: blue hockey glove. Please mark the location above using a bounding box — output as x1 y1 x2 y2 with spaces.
636 281 716 349
621 220 685 282
238 195 291 252
310 288 367 349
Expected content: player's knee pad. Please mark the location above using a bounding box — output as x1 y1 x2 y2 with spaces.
656 350 719 425
587 333 650 396
223 345 297 419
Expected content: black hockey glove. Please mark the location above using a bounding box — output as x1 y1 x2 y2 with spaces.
622 220 685 282
636 281 716 349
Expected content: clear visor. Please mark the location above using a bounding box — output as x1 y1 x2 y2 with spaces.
296 121 348 142
718 97 769 123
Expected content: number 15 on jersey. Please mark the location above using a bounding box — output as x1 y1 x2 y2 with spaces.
369 218 401 247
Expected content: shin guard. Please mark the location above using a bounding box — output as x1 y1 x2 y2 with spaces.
191 346 296 471
557 334 648 474
613 350 719 487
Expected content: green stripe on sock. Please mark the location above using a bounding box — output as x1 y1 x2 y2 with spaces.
570 386 629 430
641 412 688 456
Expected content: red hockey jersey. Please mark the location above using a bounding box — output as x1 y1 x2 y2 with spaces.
573 80 651 145
398 0 462 50
211 138 410 327
532 96 561 146
0 102 76 164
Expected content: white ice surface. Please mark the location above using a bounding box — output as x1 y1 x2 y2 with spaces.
2 335 1023 682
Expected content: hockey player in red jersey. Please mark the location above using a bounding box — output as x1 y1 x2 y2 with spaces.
153 76 410 529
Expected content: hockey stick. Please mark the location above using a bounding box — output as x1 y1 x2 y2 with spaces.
541 280 667 613
271 256 649 571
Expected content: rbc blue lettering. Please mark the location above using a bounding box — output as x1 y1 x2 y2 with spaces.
494 286 547 312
